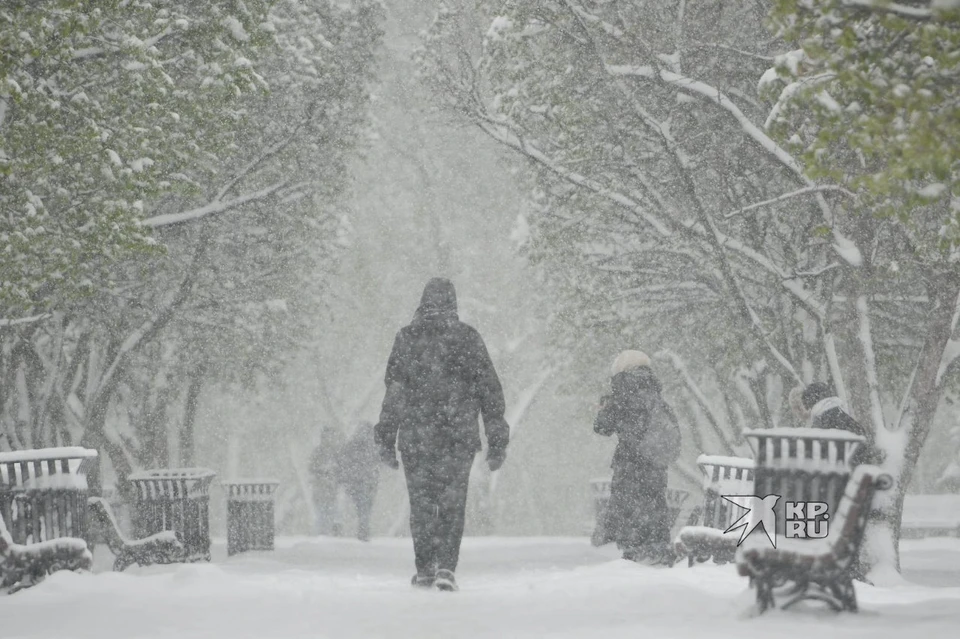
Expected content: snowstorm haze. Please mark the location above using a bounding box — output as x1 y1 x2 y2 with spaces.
148 0 960 539
4 2 960 624
190 0 615 538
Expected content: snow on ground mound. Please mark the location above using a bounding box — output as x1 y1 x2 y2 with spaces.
2 537 959 639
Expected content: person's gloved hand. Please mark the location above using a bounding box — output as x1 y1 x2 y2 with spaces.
379 445 399 470
487 446 507 472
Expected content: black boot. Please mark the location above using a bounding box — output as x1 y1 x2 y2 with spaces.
434 569 458 592
411 573 435 588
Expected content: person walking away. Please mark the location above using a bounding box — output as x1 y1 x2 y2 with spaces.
594 351 682 565
335 421 380 542
374 278 510 592
309 425 345 536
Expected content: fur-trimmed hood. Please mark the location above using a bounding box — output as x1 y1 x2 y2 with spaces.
610 350 651 376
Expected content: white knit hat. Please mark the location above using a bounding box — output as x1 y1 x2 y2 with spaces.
610 350 651 376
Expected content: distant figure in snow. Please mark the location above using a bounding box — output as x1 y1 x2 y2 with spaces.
593 351 682 565
375 278 510 592
790 382 879 467
310 425 346 536
334 421 380 542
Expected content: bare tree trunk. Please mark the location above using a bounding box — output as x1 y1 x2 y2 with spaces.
179 367 205 467
137 383 172 469
863 275 960 581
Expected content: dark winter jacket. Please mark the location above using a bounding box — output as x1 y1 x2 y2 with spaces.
595 367 680 468
375 278 509 459
335 423 379 494
809 397 877 466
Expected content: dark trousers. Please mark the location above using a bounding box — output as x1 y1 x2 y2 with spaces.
313 478 339 536
401 451 475 575
345 482 376 540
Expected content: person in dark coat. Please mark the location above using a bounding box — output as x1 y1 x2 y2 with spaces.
594 351 681 565
375 278 510 592
335 421 380 542
796 382 879 467
310 425 346 536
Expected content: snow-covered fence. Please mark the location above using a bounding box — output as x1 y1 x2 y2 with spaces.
743 428 864 537
128 468 216 562
0 447 98 545
675 455 755 565
224 480 279 556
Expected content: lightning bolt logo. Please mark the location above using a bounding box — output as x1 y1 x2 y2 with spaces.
722 495 780 548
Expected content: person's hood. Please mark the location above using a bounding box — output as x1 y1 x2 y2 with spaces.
413 278 459 323
810 396 849 421
610 350 651 376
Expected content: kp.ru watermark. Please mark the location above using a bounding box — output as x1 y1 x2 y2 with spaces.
721 495 830 548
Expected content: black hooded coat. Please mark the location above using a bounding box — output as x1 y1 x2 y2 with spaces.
375 278 509 460
375 279 509 576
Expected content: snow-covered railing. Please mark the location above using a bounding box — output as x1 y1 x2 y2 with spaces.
743 428 863 471
127 468 216 562
0 447 98 545
224 479 280 556
743 428 864 537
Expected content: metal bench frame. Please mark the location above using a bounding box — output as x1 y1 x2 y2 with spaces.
87 497 186 571
735 465 893 613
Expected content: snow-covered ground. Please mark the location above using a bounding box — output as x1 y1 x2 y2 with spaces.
3 537 960 639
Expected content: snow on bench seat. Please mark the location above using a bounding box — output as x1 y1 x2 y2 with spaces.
0 511 91 594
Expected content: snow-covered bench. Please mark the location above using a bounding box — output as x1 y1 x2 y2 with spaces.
735 465 893 613
224 480 280 556
674 455 755 566
87 497 186 571
128 468 216 562
0 514 91 594
0 447 98 545
900 494 960 539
